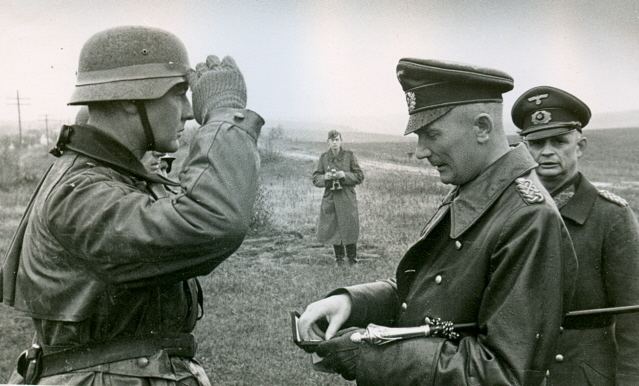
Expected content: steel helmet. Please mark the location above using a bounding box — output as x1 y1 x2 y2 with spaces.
69 26 191 105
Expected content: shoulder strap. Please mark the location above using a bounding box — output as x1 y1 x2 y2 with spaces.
598 189 628 207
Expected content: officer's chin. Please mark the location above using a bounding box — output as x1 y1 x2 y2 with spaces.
156 140 179 153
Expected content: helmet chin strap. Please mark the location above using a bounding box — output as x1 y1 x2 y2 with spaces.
134 101 155 151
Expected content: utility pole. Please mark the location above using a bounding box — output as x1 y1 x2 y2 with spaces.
6 90 30 151
15 90 23 151
41 113 50 149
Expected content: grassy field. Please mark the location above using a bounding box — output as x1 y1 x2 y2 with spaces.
1 126 639 384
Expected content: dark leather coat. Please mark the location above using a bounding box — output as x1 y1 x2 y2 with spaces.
338 145 578 386
4 108 263 385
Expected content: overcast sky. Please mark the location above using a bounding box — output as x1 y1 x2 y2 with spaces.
1 0 638 134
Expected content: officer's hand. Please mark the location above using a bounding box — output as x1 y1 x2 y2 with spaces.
187 55 247 125
299 294 352 341
335 170 346 179
316 327 363 381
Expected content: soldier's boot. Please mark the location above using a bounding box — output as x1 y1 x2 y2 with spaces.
333 244 345 265
346 244 358 265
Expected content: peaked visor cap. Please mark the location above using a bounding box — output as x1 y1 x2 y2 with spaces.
397 58 514 135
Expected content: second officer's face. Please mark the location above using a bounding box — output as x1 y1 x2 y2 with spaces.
525 131 585 184
414 107 484 186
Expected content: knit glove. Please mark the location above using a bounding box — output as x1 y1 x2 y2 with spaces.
315 327 364 381
187 55 247 125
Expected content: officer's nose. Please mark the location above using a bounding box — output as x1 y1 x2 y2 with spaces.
540 141 555 156
183 97 194 121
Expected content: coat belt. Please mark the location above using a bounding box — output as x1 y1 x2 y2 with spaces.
18 333 196 381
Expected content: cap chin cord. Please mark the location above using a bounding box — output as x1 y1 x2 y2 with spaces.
134 101 155 151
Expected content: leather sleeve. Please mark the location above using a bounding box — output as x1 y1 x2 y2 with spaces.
46 109 263 288
330 279 399 328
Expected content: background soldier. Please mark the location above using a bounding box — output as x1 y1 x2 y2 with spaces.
2 26 263 385
297 59 578 385
312 130 364 265
513 86 639 385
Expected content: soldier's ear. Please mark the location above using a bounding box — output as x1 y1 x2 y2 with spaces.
473 113 493 144
576 135 588 158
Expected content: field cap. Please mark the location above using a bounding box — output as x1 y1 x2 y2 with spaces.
512 86 591 141
397 58 514 135
327 129 342 140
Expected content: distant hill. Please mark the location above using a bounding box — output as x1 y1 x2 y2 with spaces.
264 119 409 143
589 109 639 130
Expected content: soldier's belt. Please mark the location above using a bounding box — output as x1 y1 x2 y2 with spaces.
18 333 196 381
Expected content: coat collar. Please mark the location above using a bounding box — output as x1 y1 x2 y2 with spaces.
449 144 537 238
559 172 596 225
326 148 344 161
51 124 179 186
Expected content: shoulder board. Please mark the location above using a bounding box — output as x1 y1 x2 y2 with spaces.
598 189 628 207
514 177 545 204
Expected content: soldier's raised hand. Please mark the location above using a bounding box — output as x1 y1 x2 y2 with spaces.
187 55 247 124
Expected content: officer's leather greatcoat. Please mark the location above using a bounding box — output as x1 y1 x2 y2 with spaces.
5 108 263 385
337 144 578 386
549 173 639 386
312 149 364 245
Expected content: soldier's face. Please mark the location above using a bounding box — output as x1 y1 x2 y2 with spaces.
525 131 586 183
414 109 483 185
145 82 194 152
328 136 342 151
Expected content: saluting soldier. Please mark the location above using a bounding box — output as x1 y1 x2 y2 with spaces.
313 130 365 265
513 86 639 385
1 26 263 385
297 59 578 385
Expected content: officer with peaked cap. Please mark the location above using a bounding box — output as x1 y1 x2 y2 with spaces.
297 59 577 385
2 25 263 385
514 86 639 385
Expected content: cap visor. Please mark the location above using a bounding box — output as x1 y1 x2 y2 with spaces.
522 126 577 141
405 106 454 135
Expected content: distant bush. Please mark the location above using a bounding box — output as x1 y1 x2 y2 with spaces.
258 125 285 165
249 185 274 234
0 137 52 190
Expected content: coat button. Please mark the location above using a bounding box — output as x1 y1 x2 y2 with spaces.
555 354 564 362
401 302 408 311
136 357 149 367
454 240 462 250
435 275 443 284
559 326 564 333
